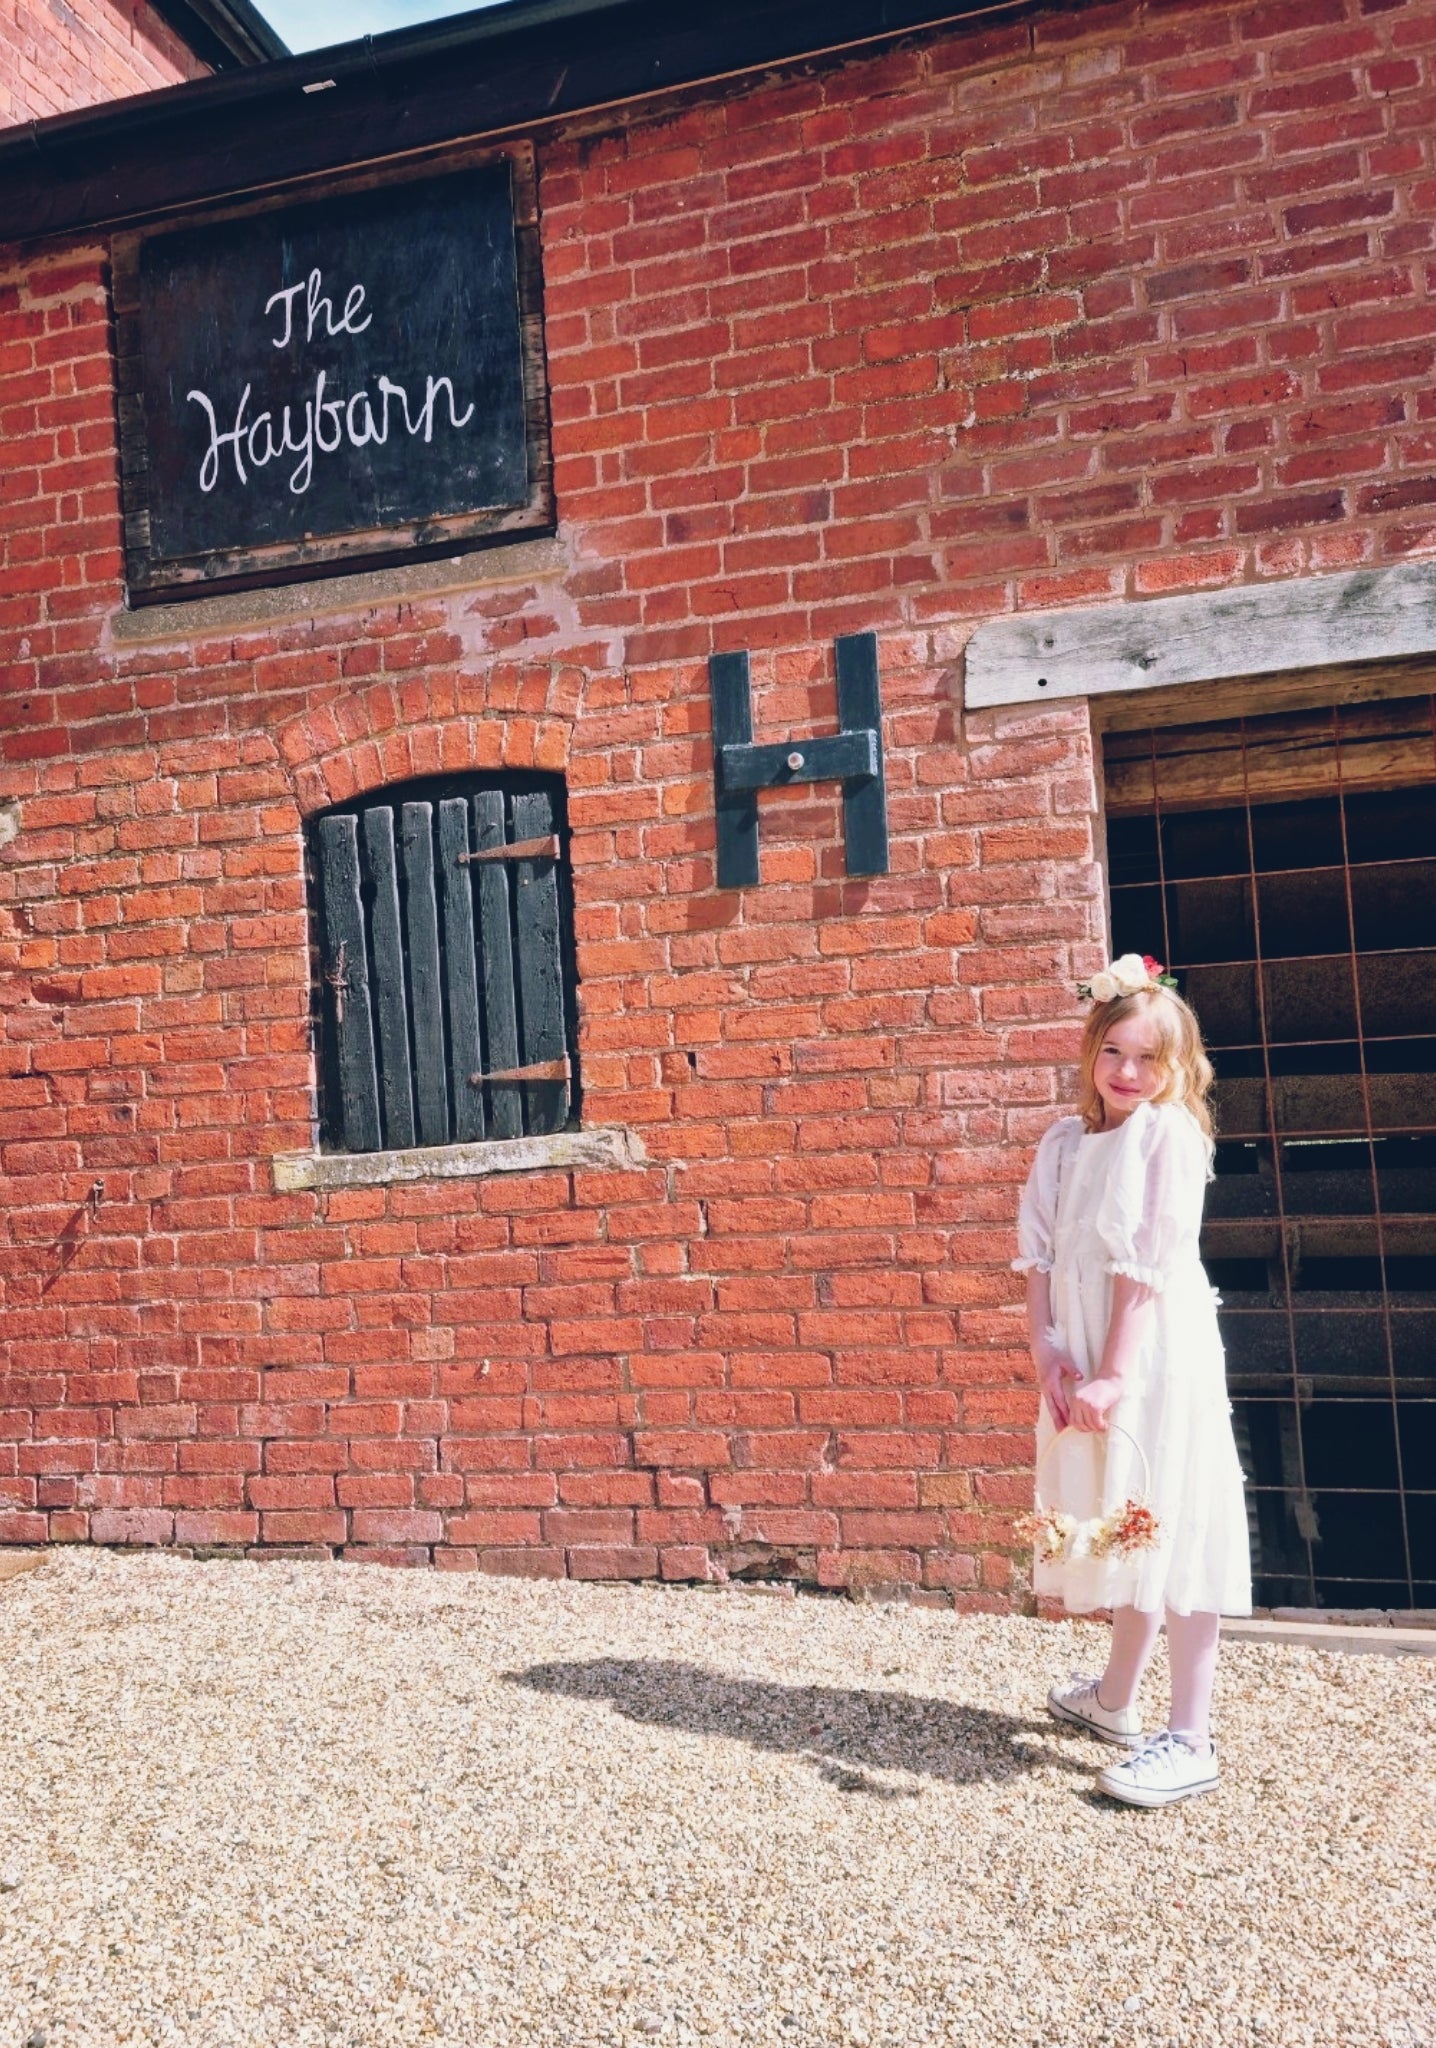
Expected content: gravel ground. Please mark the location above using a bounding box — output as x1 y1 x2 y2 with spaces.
0 1551 1431 2048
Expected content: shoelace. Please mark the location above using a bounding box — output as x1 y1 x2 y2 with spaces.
1065 1673 1122 1715
1123 1730 1203 1777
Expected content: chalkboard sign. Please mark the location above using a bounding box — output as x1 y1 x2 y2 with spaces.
114 153 551 600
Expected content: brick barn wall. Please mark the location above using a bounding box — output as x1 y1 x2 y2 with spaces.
1 0 1434 1599
0 0 206 128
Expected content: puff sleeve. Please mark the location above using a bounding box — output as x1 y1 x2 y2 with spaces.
1012 1117 1081 1275
1093 1101 1209 1293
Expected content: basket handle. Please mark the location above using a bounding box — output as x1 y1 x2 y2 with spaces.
1035 1422 1151 1509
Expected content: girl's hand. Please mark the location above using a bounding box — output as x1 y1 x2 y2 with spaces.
1034 1350 1077 1429
1068 1374 1125 1434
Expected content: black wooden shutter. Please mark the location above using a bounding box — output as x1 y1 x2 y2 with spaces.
312 775 577 1153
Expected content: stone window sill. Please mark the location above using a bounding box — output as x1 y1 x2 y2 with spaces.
273 1125 644 1192
113 537 566 645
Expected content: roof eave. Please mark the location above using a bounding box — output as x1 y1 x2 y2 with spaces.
147 0 290 67
0 0 1043 244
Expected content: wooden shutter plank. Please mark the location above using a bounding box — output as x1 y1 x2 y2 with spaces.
316 814 382 1153
400 802 450 1147
439 797 485 1143
361 806 416 1151
473 789 522 1141
511 789 569 1135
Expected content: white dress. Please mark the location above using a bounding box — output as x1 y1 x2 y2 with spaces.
1014 1101 1252 1617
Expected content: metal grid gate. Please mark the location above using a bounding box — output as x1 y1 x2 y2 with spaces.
1104 695 1436 1610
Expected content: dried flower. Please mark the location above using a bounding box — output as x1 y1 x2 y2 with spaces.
1014 1507 1077 1563
1088 1499 1162 1560
1019 1498 1162 1566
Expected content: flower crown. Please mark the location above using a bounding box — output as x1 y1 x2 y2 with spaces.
1077 953 1179 1004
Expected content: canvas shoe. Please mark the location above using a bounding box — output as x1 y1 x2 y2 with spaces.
1096 1730 1220 1808
1046 1672 1143 1746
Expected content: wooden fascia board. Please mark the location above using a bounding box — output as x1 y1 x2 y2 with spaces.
963 561 1436 710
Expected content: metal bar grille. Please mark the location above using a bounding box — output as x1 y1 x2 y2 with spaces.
1105 696 1436 1610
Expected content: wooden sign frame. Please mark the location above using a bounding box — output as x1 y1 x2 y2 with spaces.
112 143 552 605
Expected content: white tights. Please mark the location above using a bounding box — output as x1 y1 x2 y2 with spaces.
1097 1605 1221 1747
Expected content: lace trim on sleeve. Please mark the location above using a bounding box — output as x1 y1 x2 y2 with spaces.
1104 1257 1165 1293
1011 1255 1054 1275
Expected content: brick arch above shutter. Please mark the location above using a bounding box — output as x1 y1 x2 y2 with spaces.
271 666 594 820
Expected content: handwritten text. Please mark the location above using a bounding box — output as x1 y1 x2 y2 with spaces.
185 265 475 499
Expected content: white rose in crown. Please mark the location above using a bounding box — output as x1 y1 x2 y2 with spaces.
1086 969 1118 1002
1109 954 1152 995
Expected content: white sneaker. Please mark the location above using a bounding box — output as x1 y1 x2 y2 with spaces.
1046 1672 1143 1746
1096 1730 1219 1808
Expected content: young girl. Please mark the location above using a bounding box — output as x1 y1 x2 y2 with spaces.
1014 954 1251 1808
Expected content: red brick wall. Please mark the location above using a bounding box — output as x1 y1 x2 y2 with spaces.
0 0 206 127
1 0 1434 1599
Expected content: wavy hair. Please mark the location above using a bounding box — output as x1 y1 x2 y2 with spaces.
1077 986 1215 1144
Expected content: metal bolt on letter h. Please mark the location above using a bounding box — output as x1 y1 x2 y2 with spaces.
707 632 889 888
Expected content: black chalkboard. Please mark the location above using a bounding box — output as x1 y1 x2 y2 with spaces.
120 156 549 595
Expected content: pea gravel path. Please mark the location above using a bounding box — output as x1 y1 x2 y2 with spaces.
0 1552 1431 2048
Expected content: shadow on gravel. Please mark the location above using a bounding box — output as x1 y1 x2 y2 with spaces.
507 1659 1085 1795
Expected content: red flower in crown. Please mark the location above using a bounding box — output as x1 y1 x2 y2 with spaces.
1141 954 1165 978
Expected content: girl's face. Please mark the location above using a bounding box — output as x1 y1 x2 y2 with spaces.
1093 1006 1166 1127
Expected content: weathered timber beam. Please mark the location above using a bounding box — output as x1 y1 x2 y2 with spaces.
963 561 1436 709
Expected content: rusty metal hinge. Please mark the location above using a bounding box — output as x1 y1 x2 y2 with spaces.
469 1056 572 1087
323 941 349 1024
455 834 559 866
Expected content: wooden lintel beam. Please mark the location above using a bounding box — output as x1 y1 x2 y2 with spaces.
964 560 1436 710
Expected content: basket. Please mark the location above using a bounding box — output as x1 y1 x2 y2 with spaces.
1016 1423 1163 1565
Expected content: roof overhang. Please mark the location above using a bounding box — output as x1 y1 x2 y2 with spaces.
147 0 289 68
0 0 1043 245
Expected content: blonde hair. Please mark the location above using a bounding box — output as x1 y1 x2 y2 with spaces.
1077 986 1215 1142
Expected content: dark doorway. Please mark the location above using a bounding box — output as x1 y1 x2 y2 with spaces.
1104 695 1436 1610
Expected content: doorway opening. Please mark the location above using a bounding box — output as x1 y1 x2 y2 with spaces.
1103 693 1436 1611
